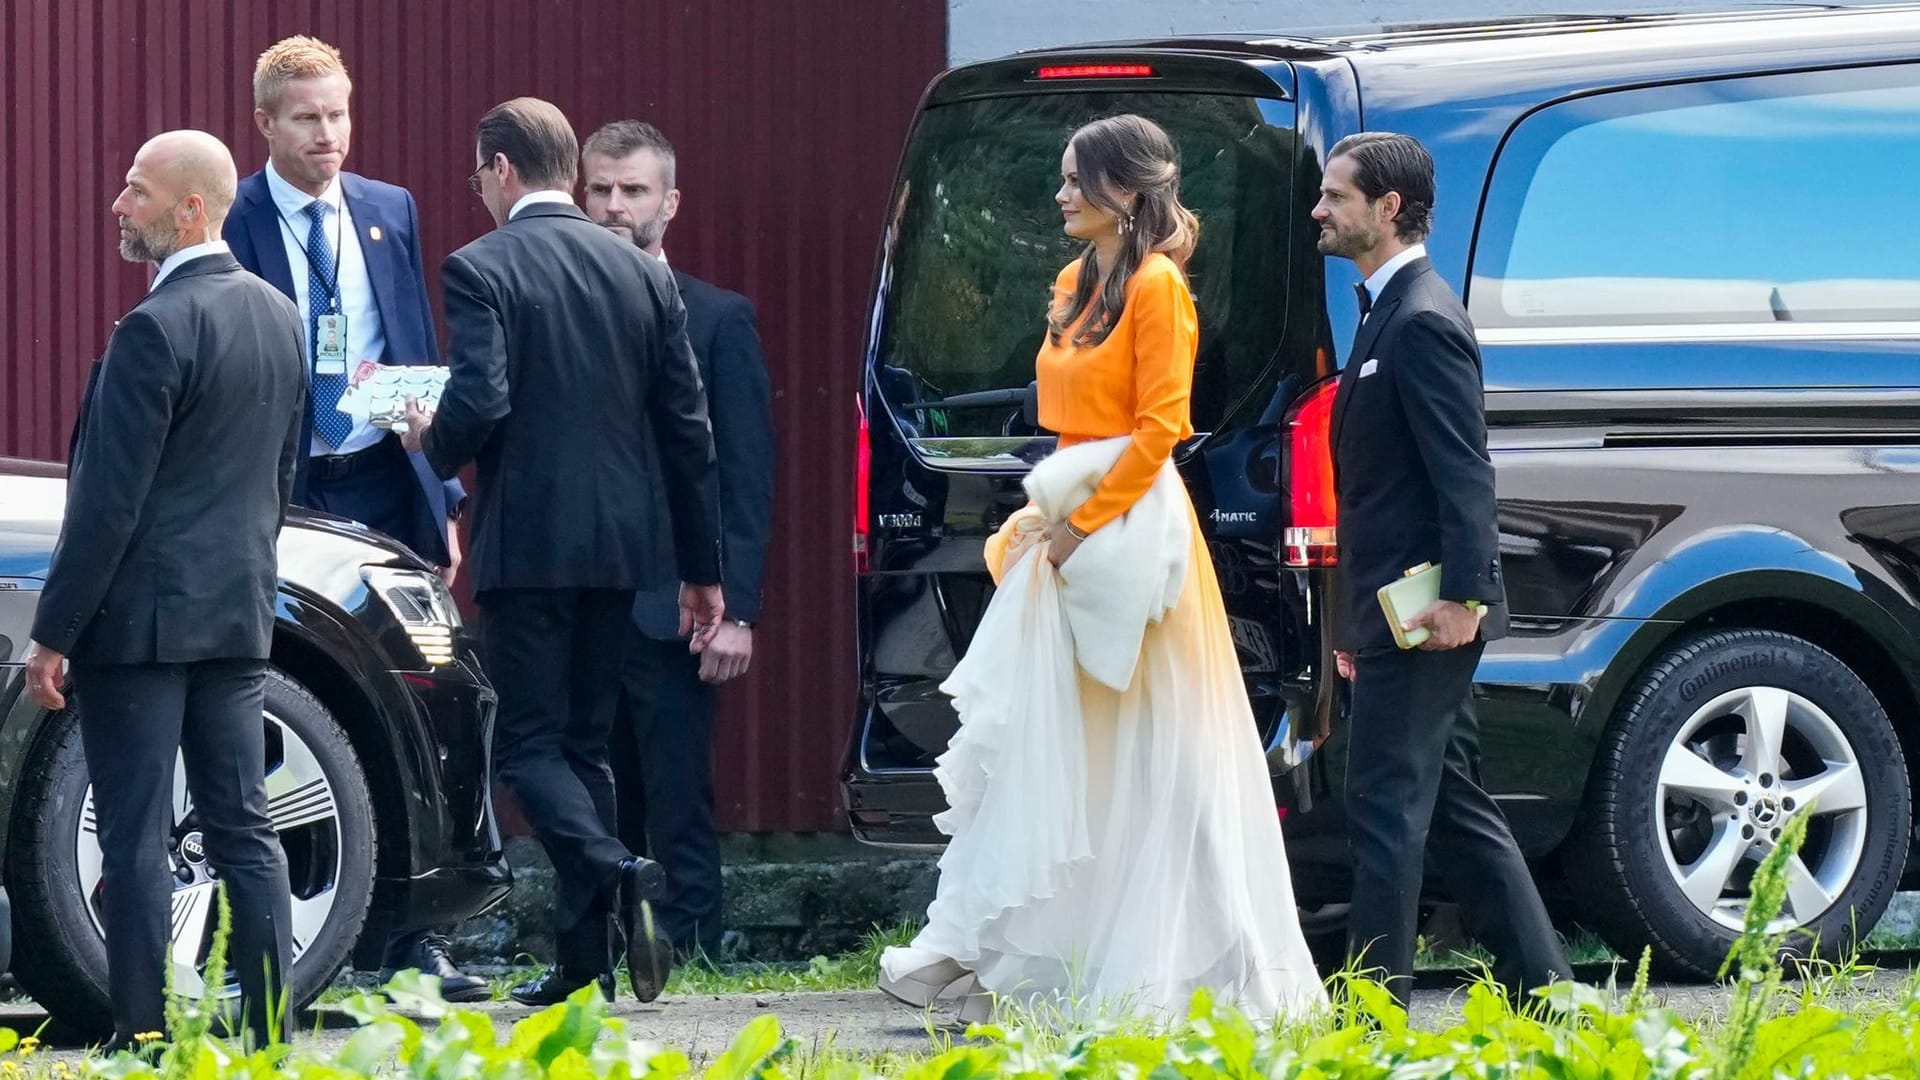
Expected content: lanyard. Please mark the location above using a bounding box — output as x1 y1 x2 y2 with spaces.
276 200 347 315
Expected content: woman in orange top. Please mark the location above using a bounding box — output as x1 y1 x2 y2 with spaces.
879 115 1325 1024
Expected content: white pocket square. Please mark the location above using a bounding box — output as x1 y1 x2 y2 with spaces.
1359 358 1379 378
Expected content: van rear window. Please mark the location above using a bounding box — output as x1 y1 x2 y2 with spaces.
870 92 1299 439
1472 65 1920 334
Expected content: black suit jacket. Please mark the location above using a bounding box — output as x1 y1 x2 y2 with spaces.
33 253 307 663
1329 256 1506 653
422 201 722 593
632 270 775 639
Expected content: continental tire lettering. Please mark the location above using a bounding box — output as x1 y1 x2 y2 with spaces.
1677 651 1776 702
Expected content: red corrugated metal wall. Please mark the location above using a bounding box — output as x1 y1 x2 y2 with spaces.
0 0 948 832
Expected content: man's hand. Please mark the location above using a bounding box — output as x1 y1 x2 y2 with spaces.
440 517 463 587
1046 525 1085 568
24 641 68 711
1405 600 1482 651
399 396 433 454
678 583 727 654
698 621 754 684
1335 650 1355 680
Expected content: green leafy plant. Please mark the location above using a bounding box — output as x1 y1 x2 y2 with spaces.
1 827 1914 1079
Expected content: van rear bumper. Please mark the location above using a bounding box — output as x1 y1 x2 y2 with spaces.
843 771 948 848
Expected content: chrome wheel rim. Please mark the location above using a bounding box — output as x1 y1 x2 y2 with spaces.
75 710 343 997
1656 685 1869 933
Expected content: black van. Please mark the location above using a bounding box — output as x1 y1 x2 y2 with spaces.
844 5 1920 977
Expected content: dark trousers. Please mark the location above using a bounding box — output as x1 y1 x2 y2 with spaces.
305 435 438 964
72 658 292 1047
611 633 722 958
1343 642 1571 1005
303 435 433 566
480 587 636 975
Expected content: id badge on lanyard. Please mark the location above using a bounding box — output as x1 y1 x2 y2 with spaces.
315 311 350 374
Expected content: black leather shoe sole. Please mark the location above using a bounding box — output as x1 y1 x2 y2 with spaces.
626 897 674 1003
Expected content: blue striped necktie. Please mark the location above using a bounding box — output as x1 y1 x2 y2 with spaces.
305 200 355 450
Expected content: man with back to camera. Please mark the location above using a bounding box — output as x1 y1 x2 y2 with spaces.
402 97 726 1005
580 119 775 973
222 33 486 1001
1312 131 1574 1008
24 129 303 1052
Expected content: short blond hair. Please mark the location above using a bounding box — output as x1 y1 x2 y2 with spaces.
253 35 350 114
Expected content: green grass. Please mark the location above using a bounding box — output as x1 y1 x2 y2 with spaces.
664 923 918 995
21 829 1920 1079
1414 926 1623 972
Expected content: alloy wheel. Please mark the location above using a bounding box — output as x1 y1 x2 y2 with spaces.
73 710 343 997
1655 685 1869 933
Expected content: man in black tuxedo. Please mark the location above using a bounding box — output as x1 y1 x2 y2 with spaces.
400 97 725 1005
24 130 305 1050
581 120 775 966
1314 132 1572 1007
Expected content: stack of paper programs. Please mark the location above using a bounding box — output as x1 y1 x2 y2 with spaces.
334 365 451 431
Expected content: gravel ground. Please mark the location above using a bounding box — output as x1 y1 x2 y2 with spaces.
5 961 1915 1063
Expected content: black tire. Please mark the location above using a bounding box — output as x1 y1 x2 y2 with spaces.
8 668 376 1037
1564 629 1911 980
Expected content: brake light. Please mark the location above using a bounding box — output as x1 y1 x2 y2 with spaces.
1036 63 1155 80
854 392 871 574
1282 378 1339 568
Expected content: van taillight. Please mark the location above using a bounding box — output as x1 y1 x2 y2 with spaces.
1283 378 1339 568
854 393 871 574
1036 63 1155 80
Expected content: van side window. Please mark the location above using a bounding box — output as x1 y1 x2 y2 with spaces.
1470 66 1920 334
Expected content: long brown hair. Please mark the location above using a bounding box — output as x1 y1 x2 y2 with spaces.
1048 114 1200 348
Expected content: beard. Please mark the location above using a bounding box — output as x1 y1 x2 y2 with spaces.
1316 222 1377 260
118 214 178 264
629 214 669 252
598 209 669 252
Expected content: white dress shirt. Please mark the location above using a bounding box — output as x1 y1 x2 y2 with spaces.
1362 242 1428 313
508 189 575 220
150 239 231 292
265 161 389 456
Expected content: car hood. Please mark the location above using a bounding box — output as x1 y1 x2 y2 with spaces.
0 460 434 583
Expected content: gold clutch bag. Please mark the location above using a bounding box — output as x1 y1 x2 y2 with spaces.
1377 562 1485 649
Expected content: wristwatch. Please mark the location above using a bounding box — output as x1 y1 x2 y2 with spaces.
733 618 755 630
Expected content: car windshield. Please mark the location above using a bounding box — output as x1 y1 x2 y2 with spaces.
869 90 1299 440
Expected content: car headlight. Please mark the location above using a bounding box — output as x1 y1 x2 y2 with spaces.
362 567 461 666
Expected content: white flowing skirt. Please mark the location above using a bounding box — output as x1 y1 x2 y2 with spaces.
891 497 1327 1023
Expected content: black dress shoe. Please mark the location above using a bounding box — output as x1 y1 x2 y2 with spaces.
379 932 493 1003
615 856 674 1002
508 967 616 1007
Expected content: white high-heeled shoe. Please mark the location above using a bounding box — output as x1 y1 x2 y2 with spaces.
956 987 995 1025
878 945 971 1007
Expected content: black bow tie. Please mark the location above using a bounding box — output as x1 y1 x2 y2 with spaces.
1355 281 1373 318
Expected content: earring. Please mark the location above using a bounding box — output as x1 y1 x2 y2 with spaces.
1118 212 1133 235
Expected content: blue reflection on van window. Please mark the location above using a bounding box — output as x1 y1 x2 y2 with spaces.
1473 70 1920 328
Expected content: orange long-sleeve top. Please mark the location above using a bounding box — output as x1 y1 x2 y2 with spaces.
1035 252 1198 534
